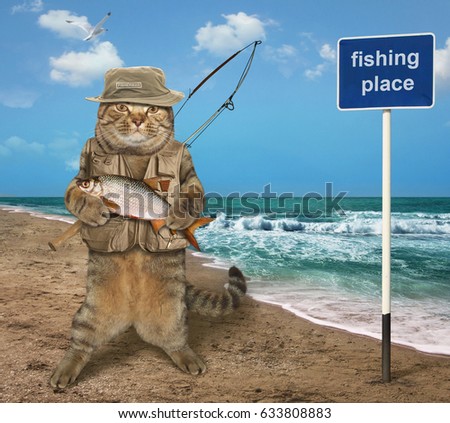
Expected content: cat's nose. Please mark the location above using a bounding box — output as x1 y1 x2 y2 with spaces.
133 119 142 127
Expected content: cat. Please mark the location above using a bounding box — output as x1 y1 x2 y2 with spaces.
50 103 246 389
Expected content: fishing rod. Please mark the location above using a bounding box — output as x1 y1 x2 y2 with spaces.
176 40 262 148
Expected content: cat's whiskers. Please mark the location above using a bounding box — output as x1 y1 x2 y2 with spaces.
97 125 174 141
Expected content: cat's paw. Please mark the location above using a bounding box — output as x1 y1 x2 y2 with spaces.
76 196 110 227
50 367 75 389
165 214 196 231
50 348 91 389
168 347 206 375
50 360 82 389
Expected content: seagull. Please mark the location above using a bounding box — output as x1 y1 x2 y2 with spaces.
66 12 111 41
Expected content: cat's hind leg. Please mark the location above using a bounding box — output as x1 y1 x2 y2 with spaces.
50 298 130 389
135 323 206 376
133 279 206 375
51 252 131 389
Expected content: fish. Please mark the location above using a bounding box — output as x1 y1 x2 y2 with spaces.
77 175 170 220
76 174 213 251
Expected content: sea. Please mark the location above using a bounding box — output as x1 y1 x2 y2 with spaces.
1 196 449 356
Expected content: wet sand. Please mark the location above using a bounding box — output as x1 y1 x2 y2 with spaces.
1 209 449 403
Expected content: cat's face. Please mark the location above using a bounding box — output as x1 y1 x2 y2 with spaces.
96 102 174 154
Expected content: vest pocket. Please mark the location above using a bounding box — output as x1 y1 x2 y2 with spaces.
80 218 133 252
155 226 189 251
89 152 116 176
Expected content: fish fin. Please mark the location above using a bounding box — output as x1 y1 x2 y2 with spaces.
150 219 166 234
159 179 171 192
182 228 201 251
182 217 215 252
102 198 121 214
143 177 160 191
188 217 215 232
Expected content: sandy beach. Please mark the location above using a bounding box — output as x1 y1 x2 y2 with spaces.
0 209 449 403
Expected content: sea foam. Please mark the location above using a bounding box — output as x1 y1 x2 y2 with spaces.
208 211 450 235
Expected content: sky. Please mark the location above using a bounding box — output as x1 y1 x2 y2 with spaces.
1 0 450 197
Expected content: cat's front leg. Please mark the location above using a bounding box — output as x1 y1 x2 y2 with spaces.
165 209 196 230
165 183 202 230
65 179 110 227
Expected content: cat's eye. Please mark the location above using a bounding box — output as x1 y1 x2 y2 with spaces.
147 106 159 114
115 104 129 112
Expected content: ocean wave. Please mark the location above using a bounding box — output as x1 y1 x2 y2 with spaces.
208 213 450 236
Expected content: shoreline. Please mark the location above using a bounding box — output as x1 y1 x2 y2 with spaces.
191 242 450 358
1 209 449 402
2 205 450 356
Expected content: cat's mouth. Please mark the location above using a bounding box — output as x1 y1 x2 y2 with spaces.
123 127 163 145
126 130 148 142
132 127 144 135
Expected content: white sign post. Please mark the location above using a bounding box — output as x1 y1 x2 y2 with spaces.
337 33 435 382
382 109 391 382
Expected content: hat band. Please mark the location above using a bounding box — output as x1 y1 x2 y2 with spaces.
102 83 170 102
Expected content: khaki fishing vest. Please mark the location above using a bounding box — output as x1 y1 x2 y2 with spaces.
80 137 190 253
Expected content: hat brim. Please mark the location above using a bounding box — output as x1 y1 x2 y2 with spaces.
85 90 184 107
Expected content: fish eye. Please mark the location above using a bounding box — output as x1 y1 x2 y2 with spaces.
81 181 90 188
116 104 129 112
147 106 159 114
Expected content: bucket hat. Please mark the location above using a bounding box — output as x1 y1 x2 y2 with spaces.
86 66 184 106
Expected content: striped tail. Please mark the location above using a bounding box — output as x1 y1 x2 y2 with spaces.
185 267 247 317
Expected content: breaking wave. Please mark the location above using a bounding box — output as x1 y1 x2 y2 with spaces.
208 212 450 236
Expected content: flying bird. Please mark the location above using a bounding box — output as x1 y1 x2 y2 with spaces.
66 12 111 41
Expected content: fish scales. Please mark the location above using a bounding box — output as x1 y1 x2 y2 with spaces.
82 175 170 220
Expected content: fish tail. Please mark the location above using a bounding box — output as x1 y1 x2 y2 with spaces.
186 266 247 317
150 217 214 251
183 217 214 251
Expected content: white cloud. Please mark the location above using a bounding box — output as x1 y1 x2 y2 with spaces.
320 43 336 62
11 0 43 14
194 12 267 56
0 89 39 108
265 44 298 62
1 133 84 171
1 136 45 155
48 134 83 171
263 44 299 78
305 63 326 80
65 157 80 171
38 9 91 40
49 41 124 87
305 42 336 80
435 37 450 90
48 134 80 155
39 10 123 87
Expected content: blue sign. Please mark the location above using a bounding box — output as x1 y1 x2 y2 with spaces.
338 33 435 110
